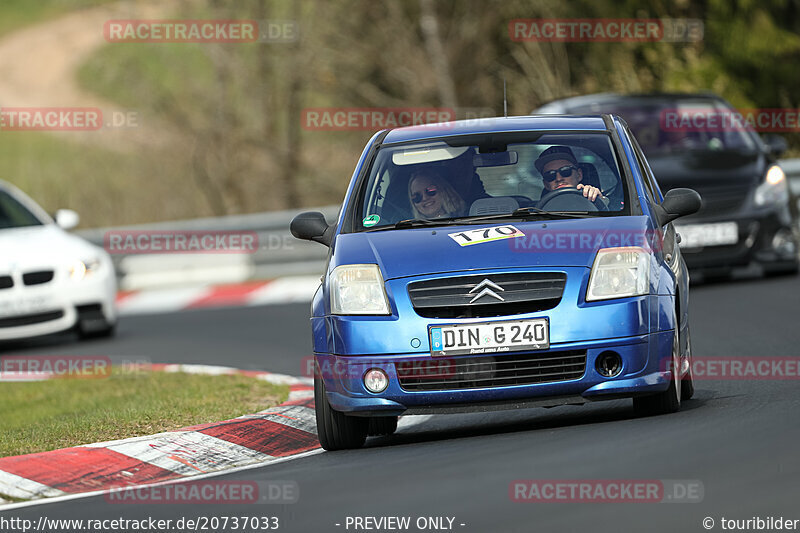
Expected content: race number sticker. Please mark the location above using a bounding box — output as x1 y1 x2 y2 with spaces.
448 225 525 247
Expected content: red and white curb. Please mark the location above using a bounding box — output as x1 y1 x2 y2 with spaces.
0 364 317 506
116 276 320 316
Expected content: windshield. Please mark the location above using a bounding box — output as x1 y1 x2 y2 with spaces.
0 190 44 230
355 132 627 230
568 99 758 155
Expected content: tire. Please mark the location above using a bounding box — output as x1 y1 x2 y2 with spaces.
680 324 695 401
763 260 800 278
367 416 398 437
314 370 368 451
77 321 116 339
700 269 732 284
633 310 682 416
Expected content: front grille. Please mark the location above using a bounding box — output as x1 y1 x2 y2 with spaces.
0 276 12 289
22 270 54 286
396 350 586 391
0 310 64 328
692 184 750 216
408 272 566 319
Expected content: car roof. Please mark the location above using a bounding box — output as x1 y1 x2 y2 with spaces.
537 92 727 112
381 114 611 144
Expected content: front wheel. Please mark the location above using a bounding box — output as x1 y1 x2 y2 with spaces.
633 310 682 416
680 324 695 401
368 416 398 436
77 320 116 339
314 371 368 451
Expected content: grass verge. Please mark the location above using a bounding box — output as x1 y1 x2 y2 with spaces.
0 368 288 457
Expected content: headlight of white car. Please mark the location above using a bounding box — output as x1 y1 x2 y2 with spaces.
330 264 391 315
754 165 788 207
70 258 101 281
586 247 650 302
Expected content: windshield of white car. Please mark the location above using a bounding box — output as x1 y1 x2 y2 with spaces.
0 190 44 229
355 132 628 231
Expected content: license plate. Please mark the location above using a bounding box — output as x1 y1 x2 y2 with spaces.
676 222 738 248
0 295 52 318
429 318 549 356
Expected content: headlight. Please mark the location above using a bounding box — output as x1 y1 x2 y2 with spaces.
70 258 101 281
754 165 788 207
330 264 391 315
586 247 650 302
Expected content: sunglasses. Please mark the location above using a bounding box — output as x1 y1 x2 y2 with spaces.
411 186 438 204
543 165 578 183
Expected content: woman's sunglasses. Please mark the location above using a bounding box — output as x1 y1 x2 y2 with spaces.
411 186 438 204
543 165 578 182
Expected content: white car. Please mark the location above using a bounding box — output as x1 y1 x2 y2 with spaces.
0 180 117 341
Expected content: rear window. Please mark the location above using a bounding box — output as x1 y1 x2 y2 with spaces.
566 99 758 155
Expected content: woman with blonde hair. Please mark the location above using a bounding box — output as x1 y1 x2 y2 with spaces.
408 169 466 219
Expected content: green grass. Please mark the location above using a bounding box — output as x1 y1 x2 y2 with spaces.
0 369 288 457
0 130 203 227
0 0 115 38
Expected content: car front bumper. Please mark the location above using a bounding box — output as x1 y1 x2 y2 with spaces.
316 329 674 416
0 268 116 341
679 208 799 272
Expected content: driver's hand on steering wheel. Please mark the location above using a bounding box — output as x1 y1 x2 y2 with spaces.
576 184 602 202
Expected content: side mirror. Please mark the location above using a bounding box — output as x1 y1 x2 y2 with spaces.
653 188 702 226
55 209 80 230
763 134 788 156
290 211 333 247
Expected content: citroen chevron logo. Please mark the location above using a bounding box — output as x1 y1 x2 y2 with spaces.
468 278 505 304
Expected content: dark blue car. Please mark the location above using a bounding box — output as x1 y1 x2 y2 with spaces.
292 115 702 450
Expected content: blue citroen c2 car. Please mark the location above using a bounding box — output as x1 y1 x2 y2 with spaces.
291 115 702 450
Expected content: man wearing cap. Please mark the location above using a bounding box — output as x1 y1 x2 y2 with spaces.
534 146 605 207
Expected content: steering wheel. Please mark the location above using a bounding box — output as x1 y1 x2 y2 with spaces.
538 187 600 212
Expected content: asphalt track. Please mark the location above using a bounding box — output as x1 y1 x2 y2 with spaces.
2 274 800 532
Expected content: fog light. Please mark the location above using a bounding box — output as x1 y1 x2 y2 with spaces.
364 368 388 393
596 351 623 378
772 229 796 257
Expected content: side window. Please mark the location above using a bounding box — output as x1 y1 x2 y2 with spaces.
627 127 663 202
625 128 657 204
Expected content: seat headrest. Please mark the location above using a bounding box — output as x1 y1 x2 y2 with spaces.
468 196 520 216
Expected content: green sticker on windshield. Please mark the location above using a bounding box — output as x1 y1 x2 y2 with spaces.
363 214 380 227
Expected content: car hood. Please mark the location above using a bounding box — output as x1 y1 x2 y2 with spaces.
332 216 654 280
647 149 764 191
0 224 102 271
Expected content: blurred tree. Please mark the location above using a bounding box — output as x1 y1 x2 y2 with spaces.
70 0 800 223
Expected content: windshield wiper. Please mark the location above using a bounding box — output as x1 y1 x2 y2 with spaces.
394 218 439 228
457 207 594 223
511 207 593 219
364 218 460 232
